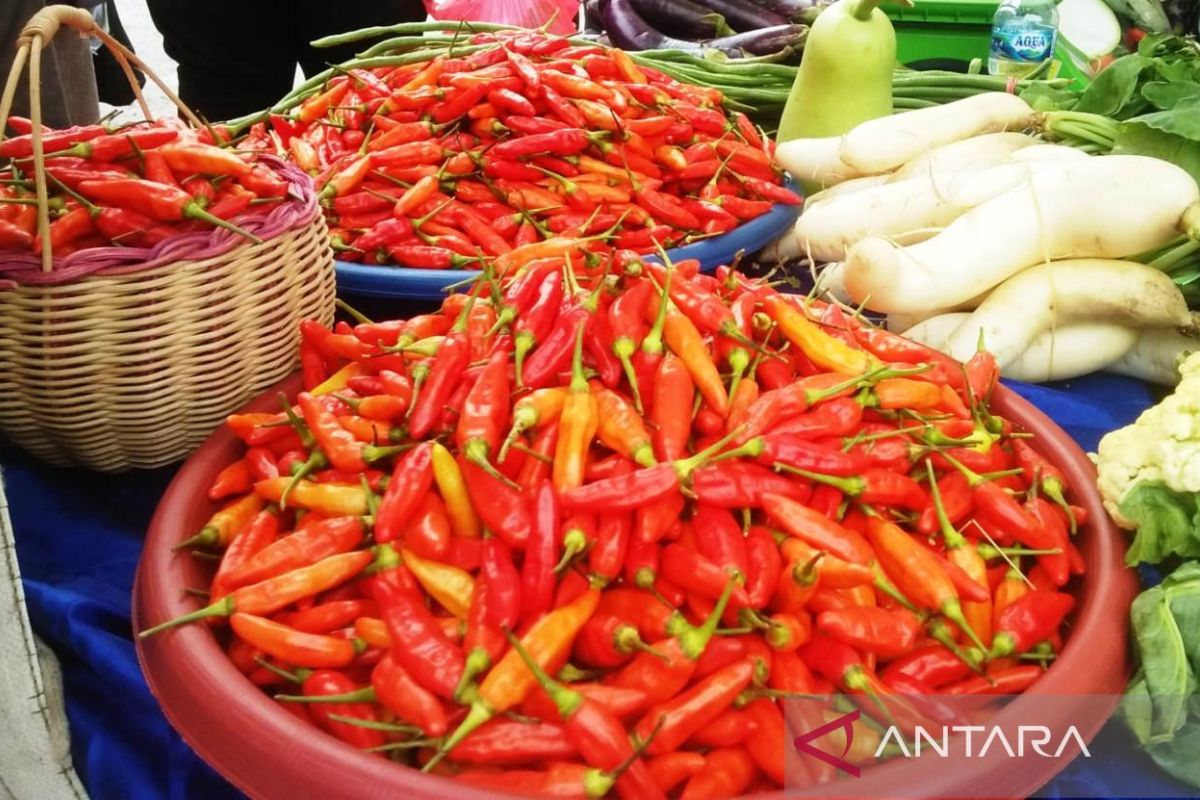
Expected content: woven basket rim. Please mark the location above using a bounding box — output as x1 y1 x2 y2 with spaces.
0 155 318 288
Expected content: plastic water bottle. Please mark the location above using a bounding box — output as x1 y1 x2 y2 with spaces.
987 0 1059 78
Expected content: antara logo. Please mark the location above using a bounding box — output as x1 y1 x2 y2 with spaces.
793 710 1091 777
875 724 1091 759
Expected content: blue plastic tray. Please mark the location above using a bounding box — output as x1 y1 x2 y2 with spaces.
334 193 801 300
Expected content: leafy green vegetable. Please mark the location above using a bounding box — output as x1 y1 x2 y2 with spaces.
1120 482 1200 566
1076 54 1153 116
1142 81 1200 109
1122 561 1200 788
1113 121 1200 186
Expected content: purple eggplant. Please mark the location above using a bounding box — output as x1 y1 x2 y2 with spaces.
629 0 737 38
601 0 709 52
747 0 828 22
601 0 804 55
707 23 807 55
696 0 790 30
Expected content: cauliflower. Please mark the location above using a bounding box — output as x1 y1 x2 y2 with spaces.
1096 351 1200 528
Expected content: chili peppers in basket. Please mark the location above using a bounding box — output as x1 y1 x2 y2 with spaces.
141 239 1086 796
0 118 290 258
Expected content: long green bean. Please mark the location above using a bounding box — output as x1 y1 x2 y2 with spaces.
892 97 940 109
891 86 990 99
311 21 515 49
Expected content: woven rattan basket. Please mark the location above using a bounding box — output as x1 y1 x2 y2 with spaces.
0 6 335 472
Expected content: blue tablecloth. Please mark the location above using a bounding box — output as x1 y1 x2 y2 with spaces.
3 372 1195 800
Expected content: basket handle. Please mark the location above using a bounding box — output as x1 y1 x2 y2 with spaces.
0 5 208 272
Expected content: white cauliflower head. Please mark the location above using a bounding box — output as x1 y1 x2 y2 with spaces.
1096 351 1200 528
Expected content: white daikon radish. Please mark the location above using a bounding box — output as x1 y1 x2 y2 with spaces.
842 155 1200 314
943 259 1194 365
796 158 1081 262
887 132 1036 183
900 312 1140 382
758 229 804 263
1004 323 1140 382
815 262 853 305
1007 144 1091 164
805 175 891 205
838 94 1038 175
1107 328 1200 385
900 313 971 351
775 136 881 189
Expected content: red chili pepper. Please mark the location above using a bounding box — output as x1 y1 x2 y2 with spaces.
636 491 685 546
651 354 693 462
76 178 252 238
691 504 750 585
453 339 514 487
661 545 752 607
209 508 279 600
369 575 463 700
374 443 434 544
462 454 533 550
222 515 362 590
634 658 755 756
298 669 385 749
743 525 783 609
522 306 590 390
989 591 1074 657
763 493 873 565
943 665 1044 695
816 606 922 659
881 645 974 688
513 271 563 385
689 461 810 509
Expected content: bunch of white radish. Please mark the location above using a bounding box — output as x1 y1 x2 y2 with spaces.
770 93 1200 385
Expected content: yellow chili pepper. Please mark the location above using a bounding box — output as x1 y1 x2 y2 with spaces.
311 361 367 396
763 294 877 376
401 548 475 619
179 493 263 550
253 478 369 517
431 442 481 539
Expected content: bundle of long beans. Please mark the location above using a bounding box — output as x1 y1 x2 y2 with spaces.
628 49 1075 129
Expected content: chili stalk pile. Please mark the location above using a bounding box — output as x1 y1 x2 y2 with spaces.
142 251 1087 797
236 28 799 268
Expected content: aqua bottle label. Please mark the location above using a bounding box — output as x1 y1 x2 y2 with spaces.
990 20 1057 63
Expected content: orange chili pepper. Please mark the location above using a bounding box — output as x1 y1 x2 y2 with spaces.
552 323 599 493
646 290 729 417
866 516 985 650
590 381 656 468
229 613 358 669
426 585 601 771
179 493 264 550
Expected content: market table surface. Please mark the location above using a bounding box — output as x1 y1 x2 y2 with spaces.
4 372 1197 800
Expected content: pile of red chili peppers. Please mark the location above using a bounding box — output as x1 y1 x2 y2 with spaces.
141 253 1087 797
238 30 799 268
0 117 289 256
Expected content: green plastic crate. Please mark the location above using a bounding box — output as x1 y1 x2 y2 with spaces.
887 0 1094 88
888 0 996 65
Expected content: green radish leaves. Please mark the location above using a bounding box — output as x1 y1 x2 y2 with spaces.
1113 119 1200 186
1076 53 1155 116
1121 560 1200 788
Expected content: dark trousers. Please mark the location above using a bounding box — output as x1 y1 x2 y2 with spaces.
146 0 426 122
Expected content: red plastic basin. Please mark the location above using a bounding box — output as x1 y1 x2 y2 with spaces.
134 375 1139 799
